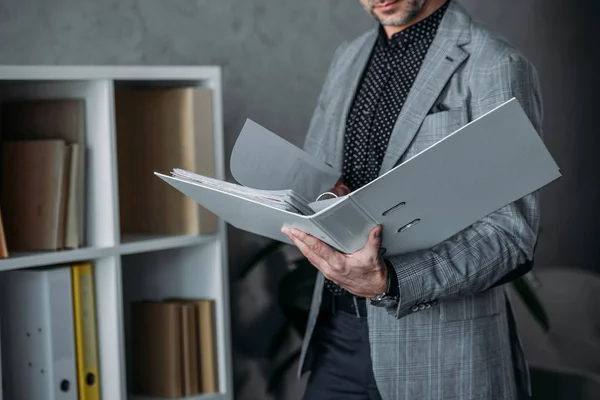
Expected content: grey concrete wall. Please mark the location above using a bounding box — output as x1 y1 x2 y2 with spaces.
0 0 598 399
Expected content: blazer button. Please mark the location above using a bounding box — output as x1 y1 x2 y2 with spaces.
411 305 419 312
419 304 426 310
425 303 431 309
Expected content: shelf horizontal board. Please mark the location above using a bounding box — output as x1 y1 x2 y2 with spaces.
0 246 113 271
0 235 218 271
119 234 217 256
129 393 225 400
0 65 220 81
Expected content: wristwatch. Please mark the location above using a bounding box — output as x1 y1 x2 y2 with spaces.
369 259 400 307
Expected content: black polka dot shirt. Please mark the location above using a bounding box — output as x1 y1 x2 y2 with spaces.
325 2 449 297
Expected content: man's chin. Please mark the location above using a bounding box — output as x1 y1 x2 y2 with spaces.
375 13 410 27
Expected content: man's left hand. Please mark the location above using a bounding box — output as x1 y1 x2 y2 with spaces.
281 225 388 298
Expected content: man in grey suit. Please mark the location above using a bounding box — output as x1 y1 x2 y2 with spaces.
281 0 542 399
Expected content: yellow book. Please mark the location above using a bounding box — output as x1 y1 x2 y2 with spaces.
71 263 101 400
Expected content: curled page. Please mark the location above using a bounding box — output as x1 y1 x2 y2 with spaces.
230 119 341 202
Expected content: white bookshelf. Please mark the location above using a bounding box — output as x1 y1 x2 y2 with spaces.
0 66 233 400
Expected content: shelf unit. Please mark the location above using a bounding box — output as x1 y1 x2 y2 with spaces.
0 66 233 400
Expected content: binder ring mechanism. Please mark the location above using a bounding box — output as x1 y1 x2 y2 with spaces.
315 191 339 201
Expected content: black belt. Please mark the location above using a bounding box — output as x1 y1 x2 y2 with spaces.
328 292 368 318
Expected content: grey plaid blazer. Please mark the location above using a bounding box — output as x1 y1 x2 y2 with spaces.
298 1 543 399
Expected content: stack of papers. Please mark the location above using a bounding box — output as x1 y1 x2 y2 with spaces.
170 168 315 216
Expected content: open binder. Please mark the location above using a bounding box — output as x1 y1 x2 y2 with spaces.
155 98 561 256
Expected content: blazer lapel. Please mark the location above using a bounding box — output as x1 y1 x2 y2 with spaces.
379 1 472 174
327 29 379 172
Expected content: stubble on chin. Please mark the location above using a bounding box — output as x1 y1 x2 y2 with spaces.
367 0 427 27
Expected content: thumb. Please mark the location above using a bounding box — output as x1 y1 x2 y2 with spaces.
365 225 383 253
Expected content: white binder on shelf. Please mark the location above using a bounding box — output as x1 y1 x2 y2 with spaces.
156 98 561 256
0 266 78 400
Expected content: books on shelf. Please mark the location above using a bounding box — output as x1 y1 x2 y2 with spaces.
0 98 86 251
0 262 101 400
130 298 219 398
115 87 218 237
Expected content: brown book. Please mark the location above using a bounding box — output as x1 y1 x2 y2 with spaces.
130 301 183 398
1 99 86 247
115 87 218 236
0 206 8 258
1 139 67 250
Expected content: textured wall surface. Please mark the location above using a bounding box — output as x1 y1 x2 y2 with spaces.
0 0 598 399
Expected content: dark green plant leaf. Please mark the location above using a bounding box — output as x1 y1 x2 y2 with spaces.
266 349 302 394
511 277 550 332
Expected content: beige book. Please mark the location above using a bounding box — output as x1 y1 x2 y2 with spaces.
164 297 220 393
1 139 67 250
192 299 219 393
115 87 217 236
180 303 200 396
1 99 86 247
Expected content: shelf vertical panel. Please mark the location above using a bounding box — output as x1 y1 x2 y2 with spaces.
100 79 130 400
205 71 233 400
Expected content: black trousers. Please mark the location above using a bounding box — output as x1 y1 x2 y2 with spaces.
302 294 383 400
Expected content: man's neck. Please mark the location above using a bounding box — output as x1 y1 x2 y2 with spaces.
383 0 448 38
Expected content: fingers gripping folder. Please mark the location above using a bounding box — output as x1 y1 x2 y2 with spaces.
155 98 561 256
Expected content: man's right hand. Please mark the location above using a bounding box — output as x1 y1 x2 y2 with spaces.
331 179 351 197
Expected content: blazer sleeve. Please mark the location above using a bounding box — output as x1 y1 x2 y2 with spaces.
384 50 544 319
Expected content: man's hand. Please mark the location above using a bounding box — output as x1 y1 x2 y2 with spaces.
281 225 388 298
331 179 351 197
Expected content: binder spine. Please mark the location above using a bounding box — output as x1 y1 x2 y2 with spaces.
311 197 379 255
71 263 100 400
348 195 380 226
309 217 351 254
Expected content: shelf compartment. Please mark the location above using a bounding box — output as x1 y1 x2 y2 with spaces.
0 79 119 252
121 244 224 399
113 82 219 239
